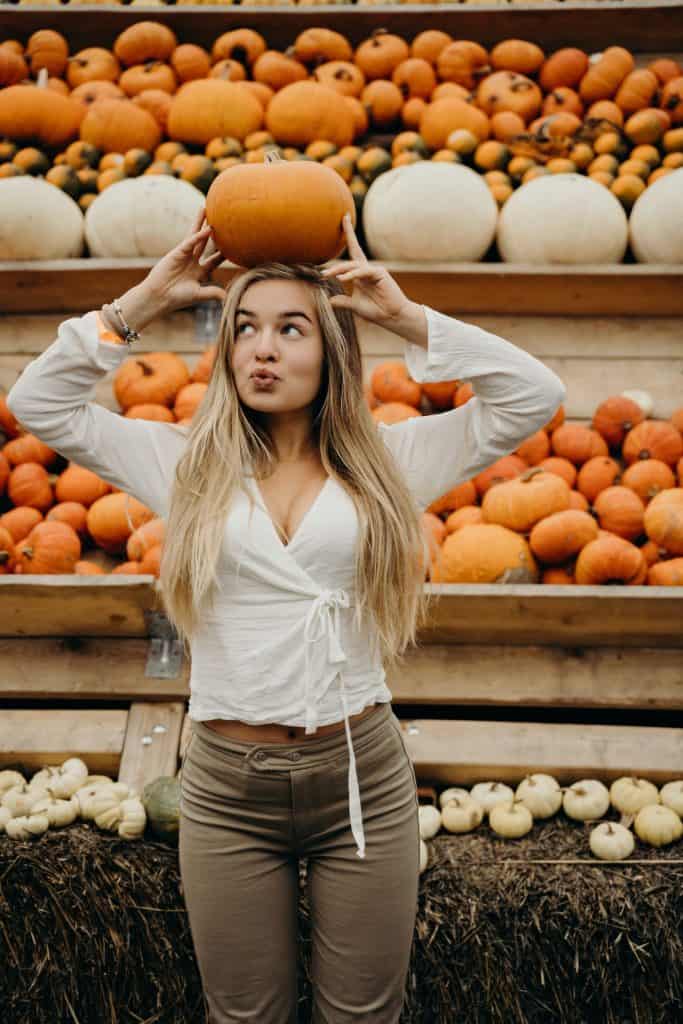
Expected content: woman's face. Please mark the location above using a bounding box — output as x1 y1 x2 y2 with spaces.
230 278 325 414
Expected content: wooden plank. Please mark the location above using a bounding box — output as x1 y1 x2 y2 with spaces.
117 701 185 794
4 313 683 359
1 261 682 316
0 708 127 775
0 576 159 637
1 4 681 52
418 584 683 648
388 644 683 710
0 638 189 700
397 718 683 784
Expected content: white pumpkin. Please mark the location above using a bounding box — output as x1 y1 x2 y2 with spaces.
0 806 12 832
621 389 654 418
441 795 484 833
497 173 628 264
439 786 471 808
563 779 610 821
0 770 25 796
634 804 683 847
489 799 533 838
515 773 563 819
419 838 429 874
610 776 659 816
418 804 442 840
589 821 635 861
660 780 683 817
84 176 204 257
5 811 50 839
0 177 84 260
363 162 498 262
629 168 683 263
470 781 515 815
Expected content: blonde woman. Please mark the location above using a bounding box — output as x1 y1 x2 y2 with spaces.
7 206 565 1023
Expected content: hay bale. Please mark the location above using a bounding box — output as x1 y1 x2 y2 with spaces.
0 815 681 1023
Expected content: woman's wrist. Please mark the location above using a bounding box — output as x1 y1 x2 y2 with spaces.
101 280 170 337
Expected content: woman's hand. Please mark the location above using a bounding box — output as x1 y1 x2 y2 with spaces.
144 205 227 314
322 214 414 328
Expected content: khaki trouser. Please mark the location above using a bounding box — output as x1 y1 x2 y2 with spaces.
179 701 420 1023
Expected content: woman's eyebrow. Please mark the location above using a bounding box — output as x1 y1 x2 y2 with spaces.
236 308 313 324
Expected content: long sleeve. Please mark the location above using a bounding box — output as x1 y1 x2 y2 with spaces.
377 305 567 510
5 311 188 519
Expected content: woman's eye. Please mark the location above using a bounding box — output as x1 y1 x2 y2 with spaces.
236 323 253 334
282 324 301 336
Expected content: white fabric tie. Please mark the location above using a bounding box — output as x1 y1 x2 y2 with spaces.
302 588 366 860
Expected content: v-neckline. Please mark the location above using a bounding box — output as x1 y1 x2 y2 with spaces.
250 473 331 551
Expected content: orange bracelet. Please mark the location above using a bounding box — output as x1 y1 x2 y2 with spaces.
96 310 127 346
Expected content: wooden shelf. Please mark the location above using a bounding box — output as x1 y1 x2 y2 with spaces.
2 259 682 315
1 577 682 646
1 3 682 52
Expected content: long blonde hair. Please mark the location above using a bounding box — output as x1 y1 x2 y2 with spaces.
157 262 435 671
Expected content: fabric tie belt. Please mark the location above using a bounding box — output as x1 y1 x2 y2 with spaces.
303 588 366 860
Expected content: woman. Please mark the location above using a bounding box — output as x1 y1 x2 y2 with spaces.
7 206 565 1023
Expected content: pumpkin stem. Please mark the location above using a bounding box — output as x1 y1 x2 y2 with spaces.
520 466 546 483
36 67 48 90
264 148 284 165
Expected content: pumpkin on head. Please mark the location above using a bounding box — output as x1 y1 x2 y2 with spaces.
205 151 356 267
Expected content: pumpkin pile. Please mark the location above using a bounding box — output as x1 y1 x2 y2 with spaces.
0 760 148 841
0 22 682 242
418 774 683 872
368 368 683 585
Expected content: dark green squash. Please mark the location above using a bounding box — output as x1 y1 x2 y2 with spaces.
142 775 181 845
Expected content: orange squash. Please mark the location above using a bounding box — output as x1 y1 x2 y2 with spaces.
411 30 453 66
114 21 178 67
592 485 645 541
436 41 489 90
67 48 120 88
621 460 676 503
490 39 545 76
622 421 683 467
576 456 622 503
419 97 490 148
529 509 598 564
592 394 645 447
574 534 647 585
477 71 542 123
643 489 683 555
579 47 635 102
171 43 211 83
15 520 81 575
355 29 410 82
539 48 589 91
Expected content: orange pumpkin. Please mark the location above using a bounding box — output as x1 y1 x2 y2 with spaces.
481 466 572 533
265 81 355 148
167 80 263 145
622 420 683 467
0 48 28 88
0 83 84 148
444 505 484 534
643 489 683 555
119 61 178 98
114 21 178 67
7 463 54 512
647 58 682 86
371 403 422 425
15 520 81 575
621 460 676 503
436 41 489 90
355 29 410 81
205 156 355 267
171 44 211 83
80 98 161 154
539 48 589 91
392 58 437 100
592 394 645 447
0 506 43 543
0 525 16 574
426 480 477 518
132 90 173 132
419 97 490 148
474 456 531 499
529 509 599 564
579 47 635 102
114 352 190 411
211 29 267 68
592 485 645 541
648 558 683 586
430 522 538 584
312 61 365 98
660 77 683 125
67 48 120 88
371 362 421 408
362 80 404 128
576 456 622 503
490 39 545 76
3 434 56 468
46 501 89 538
615 69 658 114
515 429 551 465
293 27 352 67
411 30 453 66
86 492 155 555
551 423 609 464
477 71 543 123
574 534 647 585
70 80 125 107
26 29 69 78
55 464 110 506
127 517 165 561
253 50 308 91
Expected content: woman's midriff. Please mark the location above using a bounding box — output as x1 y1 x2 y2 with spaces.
203 701 382 743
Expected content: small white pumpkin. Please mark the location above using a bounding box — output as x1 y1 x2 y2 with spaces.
563 779 610 821
0 806 12 832
118 797 147 839
418 804 442 840
489 799 533 838
497 173 628 264
515 773 562 819
363 162 498 262
30 764 87 799
419 838 429 874
441 795 484 833
1 783 51 818
589 821 635 861
470 781 515 814
5 811 50 839
439 786 471 809
30 795 80 829
660 780 683 817
85 176 204 257
95 802 124 832
0 770 26 795
83 775 116 787
621 389 654 418
0 177 84 260
634 804 683 847
610 776 660 816
629 167 683 263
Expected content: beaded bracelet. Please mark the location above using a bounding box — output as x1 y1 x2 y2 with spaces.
110 298 141 346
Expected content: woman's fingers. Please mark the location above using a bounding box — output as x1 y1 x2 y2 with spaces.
321 259 358 278
190 206 206 235
342 213 367 262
